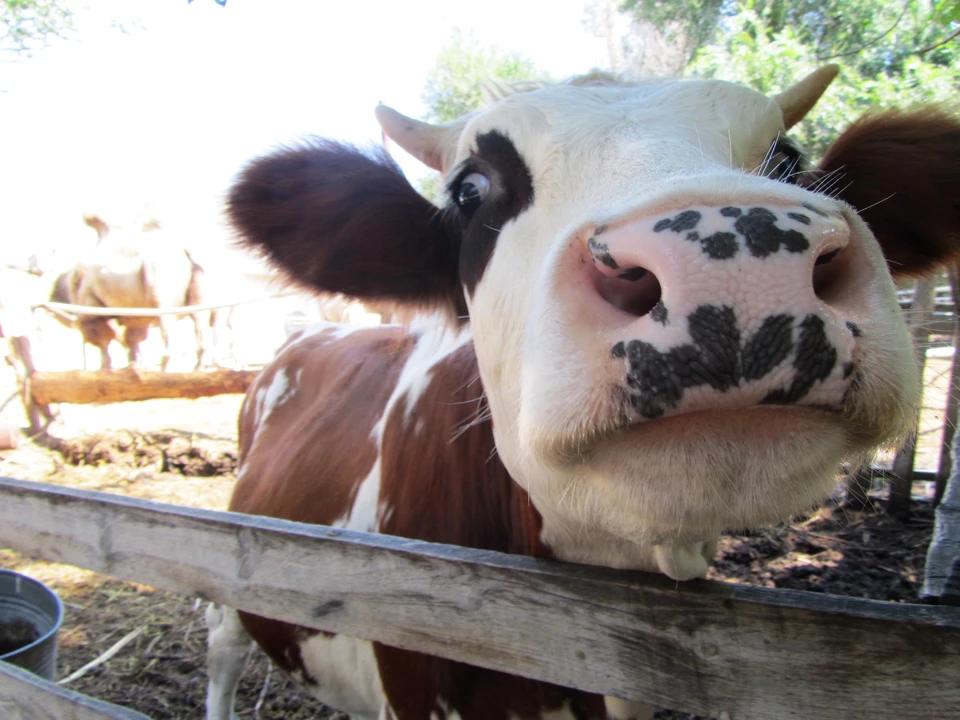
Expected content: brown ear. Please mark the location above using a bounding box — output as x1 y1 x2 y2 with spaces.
228 140 465 317
814 107 960 277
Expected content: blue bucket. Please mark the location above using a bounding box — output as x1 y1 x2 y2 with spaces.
0 569 64 681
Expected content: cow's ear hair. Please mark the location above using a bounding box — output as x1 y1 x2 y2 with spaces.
228 140 465 318
812 108 960 278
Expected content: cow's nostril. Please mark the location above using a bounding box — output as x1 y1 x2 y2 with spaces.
593 265 662 317
813 244 847 301
815 247 843 266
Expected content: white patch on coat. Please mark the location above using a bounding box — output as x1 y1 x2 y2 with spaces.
343 455 382 532
283 321 368 352
259 367 291 425
604 696 655 720
296 633 385 719
336 318 472 533
395 316 472 420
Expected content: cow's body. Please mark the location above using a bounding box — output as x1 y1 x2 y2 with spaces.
207 69 960 719
51 215 215 370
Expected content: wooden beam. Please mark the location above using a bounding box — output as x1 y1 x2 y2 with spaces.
0 661 151 720
0 477 958 720
29 368 259 405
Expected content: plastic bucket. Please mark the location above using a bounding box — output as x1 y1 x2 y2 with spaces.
0 569 63 681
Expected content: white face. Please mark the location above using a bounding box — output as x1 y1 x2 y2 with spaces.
438 77 918 576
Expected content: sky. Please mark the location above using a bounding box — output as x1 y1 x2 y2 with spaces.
0 0 611 270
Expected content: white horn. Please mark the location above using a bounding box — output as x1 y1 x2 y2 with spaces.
774 65 839 130
375 105 464 174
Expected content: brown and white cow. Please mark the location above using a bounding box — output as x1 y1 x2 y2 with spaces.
206 67 960 720
51 215 215 370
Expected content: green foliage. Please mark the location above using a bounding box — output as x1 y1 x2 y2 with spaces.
421 29 548 123
621 0 960 158
932 0 960 24
2 0 72 55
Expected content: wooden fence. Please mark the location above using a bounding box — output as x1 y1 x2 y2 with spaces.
2 296 287 434
2 280 959 717
0 476 959 720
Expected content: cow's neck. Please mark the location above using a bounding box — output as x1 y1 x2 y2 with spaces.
374 326 549 558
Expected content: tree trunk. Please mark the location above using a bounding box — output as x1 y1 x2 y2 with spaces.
889 278 936 520
30 368 259 405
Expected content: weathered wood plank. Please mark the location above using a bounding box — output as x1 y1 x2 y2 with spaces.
0 661 151 720
0 477 958 720
29 368 259 405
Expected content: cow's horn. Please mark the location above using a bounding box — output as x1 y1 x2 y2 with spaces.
774 65 839 130
375 105 463 173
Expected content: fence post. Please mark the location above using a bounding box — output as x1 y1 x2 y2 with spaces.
924 424 960 603
936 265 960 506
5 334 53 435
889 277 936 520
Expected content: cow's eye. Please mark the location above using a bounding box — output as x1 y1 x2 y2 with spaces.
456 173 490 215
765 139 808 185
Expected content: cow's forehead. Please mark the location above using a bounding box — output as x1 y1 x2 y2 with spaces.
454 78 786 172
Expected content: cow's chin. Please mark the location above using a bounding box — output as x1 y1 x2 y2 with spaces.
523 406 862 554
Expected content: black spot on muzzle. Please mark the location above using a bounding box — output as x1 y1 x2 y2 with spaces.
612 305 839 419
653 206 812 261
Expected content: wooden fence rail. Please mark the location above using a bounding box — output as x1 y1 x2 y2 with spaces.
0 662 150 720
1 477 958 720
29 367 259 405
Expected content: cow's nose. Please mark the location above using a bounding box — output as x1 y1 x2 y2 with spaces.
580 204 858 418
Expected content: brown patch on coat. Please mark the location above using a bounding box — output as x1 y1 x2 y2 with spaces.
377 341 547 556
813 107 960 277
232 325 415 676
231 325 414 523
372 342 604 719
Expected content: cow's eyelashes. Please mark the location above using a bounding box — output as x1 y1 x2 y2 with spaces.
764 139 808 185
455 172 490 216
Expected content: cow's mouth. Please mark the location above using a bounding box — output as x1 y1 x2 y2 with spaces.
546 402 845 467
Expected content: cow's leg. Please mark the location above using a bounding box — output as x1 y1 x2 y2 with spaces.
156 316 175 371
123 326 150 369
191 309 215 369
604 697 654 720
80 319 116 370
205 604 252 720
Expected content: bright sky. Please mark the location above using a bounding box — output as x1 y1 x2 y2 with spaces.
0 0 609 269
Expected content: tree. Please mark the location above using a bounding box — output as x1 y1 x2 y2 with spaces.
1 0 71 56
616 1 960 158
584 0 689 76
619 0 725 65
421 29 547 124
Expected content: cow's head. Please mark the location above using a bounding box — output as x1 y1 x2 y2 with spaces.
229 69 960 578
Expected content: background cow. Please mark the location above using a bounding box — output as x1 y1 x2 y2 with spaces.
206 67 960 720
50 214 216 370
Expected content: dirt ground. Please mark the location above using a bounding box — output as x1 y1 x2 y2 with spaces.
0 381 945 719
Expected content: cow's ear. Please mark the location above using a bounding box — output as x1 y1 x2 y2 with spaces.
814 108 960 277
228 140 465 317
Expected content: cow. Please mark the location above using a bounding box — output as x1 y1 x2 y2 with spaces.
205 66 960 720
50 215 216 370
